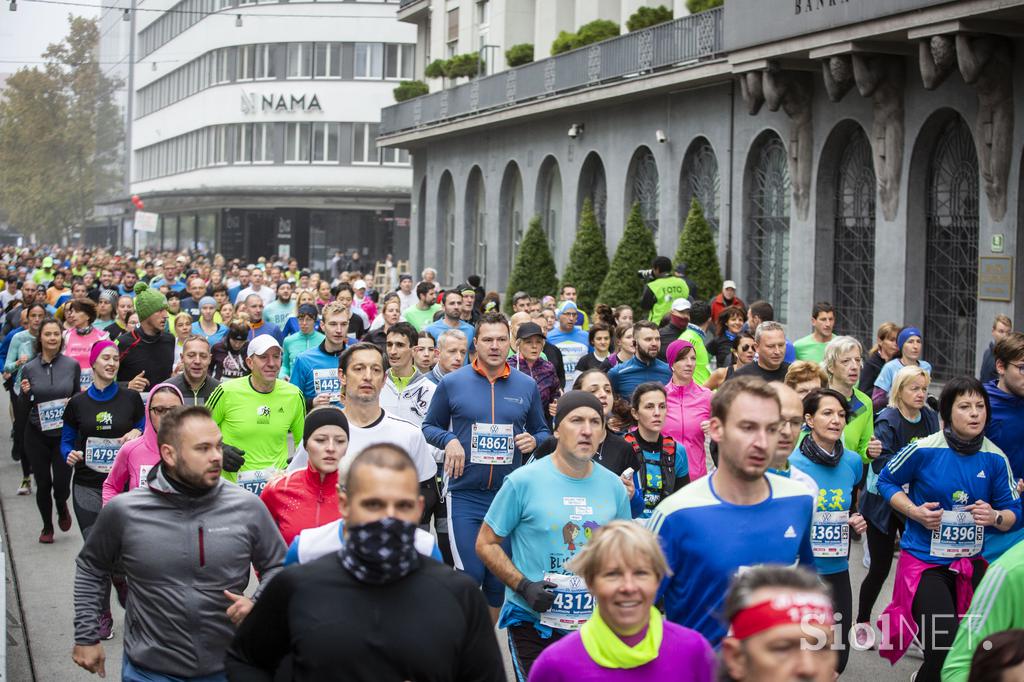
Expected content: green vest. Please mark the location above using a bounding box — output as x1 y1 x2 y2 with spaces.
647 276 690 323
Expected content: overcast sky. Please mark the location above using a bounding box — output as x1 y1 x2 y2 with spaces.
0 0 103 74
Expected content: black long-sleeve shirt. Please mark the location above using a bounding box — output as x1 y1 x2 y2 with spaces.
115 326 176 386
225 553 506 682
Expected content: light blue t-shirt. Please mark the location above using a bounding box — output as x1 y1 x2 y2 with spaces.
425 319 475 364
789 444 863 575
546 327 591 388
263 300 296 329
874 358 933 393
484 456 631 628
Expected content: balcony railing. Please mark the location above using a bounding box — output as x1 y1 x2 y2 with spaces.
399 0 425 9
380 8 723 136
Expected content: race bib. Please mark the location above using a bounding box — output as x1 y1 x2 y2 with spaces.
37 398 67 432
139 464 153 487
811 510 850 558
79 368 93 392
470 423 514 465
930 509 984 558
84 437 121 474
311 368 341 402
558 343 588 385
539 573 593 631
237 468 278 496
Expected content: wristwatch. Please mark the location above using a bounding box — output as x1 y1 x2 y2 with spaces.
995 512 1004 528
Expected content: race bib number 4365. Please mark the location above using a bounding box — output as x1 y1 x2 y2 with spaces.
811 510 850 558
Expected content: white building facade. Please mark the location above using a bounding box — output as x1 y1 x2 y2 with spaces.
115 0 415 268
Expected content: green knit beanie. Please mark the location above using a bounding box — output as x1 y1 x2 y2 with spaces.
133 281 167 322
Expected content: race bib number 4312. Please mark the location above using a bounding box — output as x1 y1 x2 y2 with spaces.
539 573 593 631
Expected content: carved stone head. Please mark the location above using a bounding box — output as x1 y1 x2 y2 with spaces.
829 56 852 83
930 36 956 68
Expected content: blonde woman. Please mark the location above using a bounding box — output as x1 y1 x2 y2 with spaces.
529 521 714 681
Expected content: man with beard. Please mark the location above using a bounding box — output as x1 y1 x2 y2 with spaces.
72 405 285 679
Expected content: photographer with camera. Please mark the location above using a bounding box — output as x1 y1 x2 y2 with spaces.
639 257 690 324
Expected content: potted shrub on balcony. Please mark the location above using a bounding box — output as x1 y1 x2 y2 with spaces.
505 43 534 67
626 5 673 31
393 80 429 102
444 53 481 79
424 59 447 79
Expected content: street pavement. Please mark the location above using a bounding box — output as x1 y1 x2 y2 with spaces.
0 403 917 681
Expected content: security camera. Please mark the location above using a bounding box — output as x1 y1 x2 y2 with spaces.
568 123 584 139
656 129 667 143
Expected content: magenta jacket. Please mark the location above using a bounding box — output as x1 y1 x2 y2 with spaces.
101 382 183 505
663 379 712 480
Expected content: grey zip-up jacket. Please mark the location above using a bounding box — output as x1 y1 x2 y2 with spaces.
166 372 220 406
20 353 80 431
73 464 285 677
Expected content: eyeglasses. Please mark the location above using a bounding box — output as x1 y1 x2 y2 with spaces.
779 418 804 430
150 406 177 415
1008 362 1024 375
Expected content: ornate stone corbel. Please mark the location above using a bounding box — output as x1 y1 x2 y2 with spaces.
919 35 957 90
821 55 855 103
957 34 1014 221
763 64 813 220
852 53 905 221
739 71 765 115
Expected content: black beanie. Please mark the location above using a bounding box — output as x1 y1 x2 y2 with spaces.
553 391 606 430
303 407 350 448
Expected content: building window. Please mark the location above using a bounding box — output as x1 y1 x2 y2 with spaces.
236 123 253 163
352 123 379 164
288 43 313 79
354 43 383 79
253 122 274 163
381 147 410 165
237 45 254 80
312 122 339 163
213 48 230 84
746 134 791 323
385 44 414 80
286 122 311 163
211 125 228 165
255 44 274 79
314 43 342 78
476 0 489 26
447 7 459 44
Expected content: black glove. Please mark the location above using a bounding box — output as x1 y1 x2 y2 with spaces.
515 578 557 613
221 444 246 473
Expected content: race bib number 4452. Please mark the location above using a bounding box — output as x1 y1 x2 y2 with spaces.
470 423 514 465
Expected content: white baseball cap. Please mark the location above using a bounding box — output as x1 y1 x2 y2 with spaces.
246 335 281 358
353 279 367 290
723 280 737 290
671 298 692 313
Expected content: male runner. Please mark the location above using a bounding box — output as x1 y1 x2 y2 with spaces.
793 302 837 364
650 376 816 646
289 301 349 409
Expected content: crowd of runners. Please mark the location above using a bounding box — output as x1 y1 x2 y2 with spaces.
0 245 1021 681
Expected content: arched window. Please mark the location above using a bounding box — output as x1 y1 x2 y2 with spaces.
680 138 720 236
437 172 456 279
577 152 607 237
832 127 876 344
500 162 524 280
924 116 979 380
537 157 563 260
745 133 790 322
465 167 486 281
627 146 660 237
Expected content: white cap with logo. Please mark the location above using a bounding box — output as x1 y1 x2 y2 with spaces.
246 335 282 358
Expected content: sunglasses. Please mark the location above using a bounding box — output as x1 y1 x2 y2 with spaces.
738 344 755 352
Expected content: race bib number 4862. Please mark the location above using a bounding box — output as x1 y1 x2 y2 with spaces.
470 423 514 465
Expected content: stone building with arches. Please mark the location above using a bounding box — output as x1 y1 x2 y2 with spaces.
380 0 1024 377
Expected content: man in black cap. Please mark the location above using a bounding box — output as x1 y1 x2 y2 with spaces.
477 390 635 678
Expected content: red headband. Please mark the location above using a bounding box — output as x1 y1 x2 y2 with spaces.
730 592 834 640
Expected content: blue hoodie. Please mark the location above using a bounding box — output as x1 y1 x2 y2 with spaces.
984 379 1024 560
423 360 550 493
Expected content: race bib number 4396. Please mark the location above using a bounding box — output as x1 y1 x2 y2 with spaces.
931 510 984 558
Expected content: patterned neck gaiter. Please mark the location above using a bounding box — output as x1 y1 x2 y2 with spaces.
339 517 420 585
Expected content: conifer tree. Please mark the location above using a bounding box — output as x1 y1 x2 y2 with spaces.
505 215 558 312
674 198 723 301
597 203 658 309
560 198 609 315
